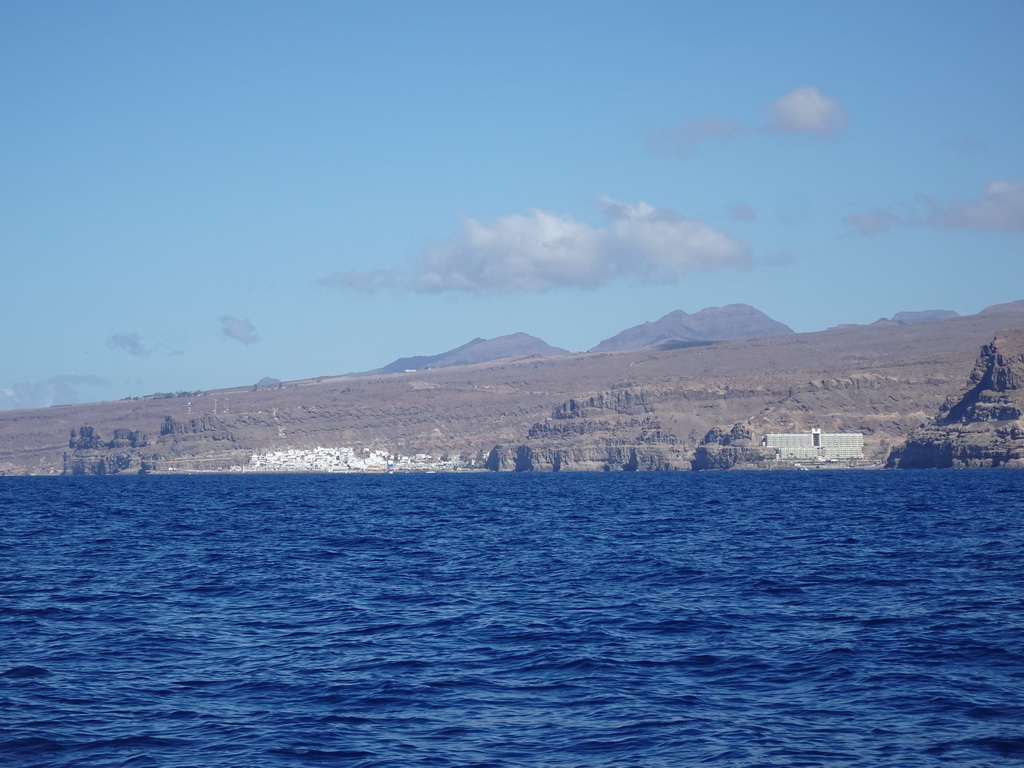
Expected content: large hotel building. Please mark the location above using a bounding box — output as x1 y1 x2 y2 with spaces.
761 429 864 461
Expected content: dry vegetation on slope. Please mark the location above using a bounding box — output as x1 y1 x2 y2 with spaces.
2 311 1023 474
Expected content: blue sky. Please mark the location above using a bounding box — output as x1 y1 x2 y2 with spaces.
2 1 1022 409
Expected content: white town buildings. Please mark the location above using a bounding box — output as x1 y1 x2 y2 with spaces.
232 446 470 473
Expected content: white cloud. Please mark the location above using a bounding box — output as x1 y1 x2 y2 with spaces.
730 203 756 221
411 198 750 293
925 180 1024 234
0 375 109 411
220 316 260 345
766 86 848 138
416 208 605 292
843 209 900 235
764 251 796 267
647 118 747 158
648 86 847 161
317 268 401 294
598 197 752 281
108 332 150 357
846 180 1024 236
942 136 987 156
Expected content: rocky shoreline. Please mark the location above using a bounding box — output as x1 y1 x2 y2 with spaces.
888 329 1024 468
2 311 1023 475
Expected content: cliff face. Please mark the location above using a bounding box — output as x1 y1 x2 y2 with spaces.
3 312 1022 475
63 416 240 475
490 388 685 471
888 329 1024 468
691 423 777 471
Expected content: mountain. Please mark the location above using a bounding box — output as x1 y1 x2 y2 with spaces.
834 310 960 329
890 309 960 324
980 299 1024 315
368 333 570 375
835 302 1021 330
4 303 1024 476
591 304 793 352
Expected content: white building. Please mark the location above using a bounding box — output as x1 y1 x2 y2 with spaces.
762 429 863 461
234 445 469 473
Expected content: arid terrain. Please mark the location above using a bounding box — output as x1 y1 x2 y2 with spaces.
2 306 1023 475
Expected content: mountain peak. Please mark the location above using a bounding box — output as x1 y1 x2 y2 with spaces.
367 333 569 375
890 309 960 324
590 304 793 352
980 300 1024 315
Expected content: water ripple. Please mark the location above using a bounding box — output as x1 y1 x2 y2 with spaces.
1 470 1022 766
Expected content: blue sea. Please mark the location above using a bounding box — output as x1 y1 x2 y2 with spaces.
2 471 1023 767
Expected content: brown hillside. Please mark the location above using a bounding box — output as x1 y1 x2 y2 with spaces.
1 312 1022 474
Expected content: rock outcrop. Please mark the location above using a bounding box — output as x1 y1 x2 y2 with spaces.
3 308 1022 475
65 426 153 475
64 417 241 475
888 329 1024 468
500 388 687 471
691 423 777 470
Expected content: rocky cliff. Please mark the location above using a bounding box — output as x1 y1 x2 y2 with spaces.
691 423 777 471
488 388 684 471
64 426 152 475
887 329 1024 468
3 311 1023 475
63 416 240 475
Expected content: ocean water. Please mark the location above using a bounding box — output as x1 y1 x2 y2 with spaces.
1 471 1023 768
